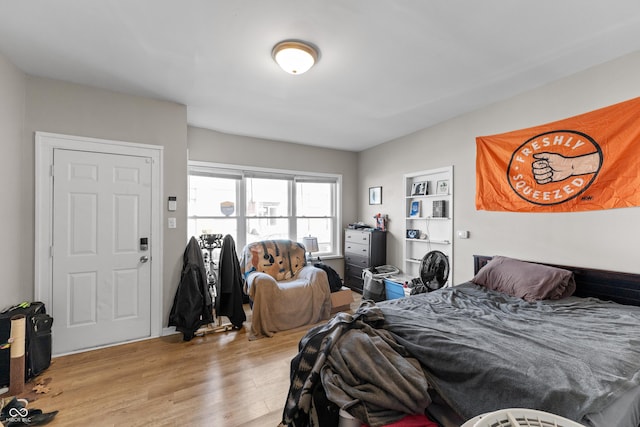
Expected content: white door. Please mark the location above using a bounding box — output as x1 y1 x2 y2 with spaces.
51 148 152 354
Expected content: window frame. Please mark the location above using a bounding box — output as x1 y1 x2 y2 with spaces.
188 160 342 258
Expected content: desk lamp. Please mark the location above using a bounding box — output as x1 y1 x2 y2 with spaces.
302 236 319 263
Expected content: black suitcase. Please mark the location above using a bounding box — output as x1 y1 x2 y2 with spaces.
0 302 53 387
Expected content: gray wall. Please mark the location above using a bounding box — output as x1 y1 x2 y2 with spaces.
359 52 640 284
3 47 640 324
0 52 27 306
9 73 189 327
0 53 357 323
187 126 359 274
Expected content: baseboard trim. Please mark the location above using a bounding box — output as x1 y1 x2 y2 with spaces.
162 326 179 336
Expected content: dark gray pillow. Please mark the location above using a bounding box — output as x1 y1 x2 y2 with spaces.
471 256 576 301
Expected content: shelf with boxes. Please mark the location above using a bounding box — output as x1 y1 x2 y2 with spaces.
403 166 453 286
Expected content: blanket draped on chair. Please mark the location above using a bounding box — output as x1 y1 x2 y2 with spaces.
241 240 331 340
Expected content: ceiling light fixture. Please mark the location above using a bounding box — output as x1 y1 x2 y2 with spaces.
272 40 318 75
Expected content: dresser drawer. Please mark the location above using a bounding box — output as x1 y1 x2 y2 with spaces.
345 230 370 244
345 263 365 280
344 274 363 292
345 242 369 257
345 253 369 268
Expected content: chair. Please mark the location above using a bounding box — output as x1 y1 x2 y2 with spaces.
240 239 332 340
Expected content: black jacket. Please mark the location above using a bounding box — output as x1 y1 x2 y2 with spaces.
216 235 246 328
168 236 214 341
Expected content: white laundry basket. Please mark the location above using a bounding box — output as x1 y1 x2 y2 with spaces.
461 408 586 427
362 265 400 302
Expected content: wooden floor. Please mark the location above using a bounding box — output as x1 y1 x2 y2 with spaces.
2 293 361 427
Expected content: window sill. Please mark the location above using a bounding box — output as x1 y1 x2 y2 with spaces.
308 254 342 262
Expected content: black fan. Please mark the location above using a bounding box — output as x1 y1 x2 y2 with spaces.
419 250 450 290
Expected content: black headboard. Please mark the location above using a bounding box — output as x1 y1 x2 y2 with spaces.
473 255 640 307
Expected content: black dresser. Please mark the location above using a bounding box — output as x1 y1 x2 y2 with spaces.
343 228 387 292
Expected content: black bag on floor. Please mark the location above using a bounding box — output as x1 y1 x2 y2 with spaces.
0 302 53 387
313 262 343 292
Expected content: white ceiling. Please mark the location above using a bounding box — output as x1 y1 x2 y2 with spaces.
1 1 640 152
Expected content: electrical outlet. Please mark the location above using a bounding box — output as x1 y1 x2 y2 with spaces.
457 230 469 239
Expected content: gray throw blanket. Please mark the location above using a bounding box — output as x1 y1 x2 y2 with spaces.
281 302 430 427
322 326 430 426
378 283 640 422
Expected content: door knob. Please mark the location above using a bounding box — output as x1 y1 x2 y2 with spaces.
140 255 149 263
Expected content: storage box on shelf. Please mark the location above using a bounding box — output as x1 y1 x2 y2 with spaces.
404 166 453 286
343 228 386 293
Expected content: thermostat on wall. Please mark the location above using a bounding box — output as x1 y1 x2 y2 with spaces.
168 196 177 211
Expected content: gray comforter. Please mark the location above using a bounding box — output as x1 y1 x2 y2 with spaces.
378 283 640 422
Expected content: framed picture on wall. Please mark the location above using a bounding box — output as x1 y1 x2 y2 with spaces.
436 180 449 195
410 200 421 217
369 186 382 205
411 181 427 196
406 229 420 239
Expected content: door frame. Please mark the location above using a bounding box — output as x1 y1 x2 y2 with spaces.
35 132 164 350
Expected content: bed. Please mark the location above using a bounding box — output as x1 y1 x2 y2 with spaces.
280 255 640 427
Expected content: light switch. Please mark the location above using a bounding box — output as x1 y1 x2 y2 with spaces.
457 230 469 239
168 217 177 229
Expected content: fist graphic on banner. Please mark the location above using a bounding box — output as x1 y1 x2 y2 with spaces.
532 152 600 185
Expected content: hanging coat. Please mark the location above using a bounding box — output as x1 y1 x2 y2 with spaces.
216 235 247 328
168 236 214 341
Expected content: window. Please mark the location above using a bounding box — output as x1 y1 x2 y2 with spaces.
188 162 341 258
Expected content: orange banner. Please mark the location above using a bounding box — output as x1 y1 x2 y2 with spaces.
476 97 640 212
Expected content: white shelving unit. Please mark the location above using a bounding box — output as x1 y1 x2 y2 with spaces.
403 166 453 285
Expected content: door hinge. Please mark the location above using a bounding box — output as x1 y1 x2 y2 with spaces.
49 245 53 258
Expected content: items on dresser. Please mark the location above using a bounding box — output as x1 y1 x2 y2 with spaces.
347 222 371 229
373 213 388 231
344 228 387 292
